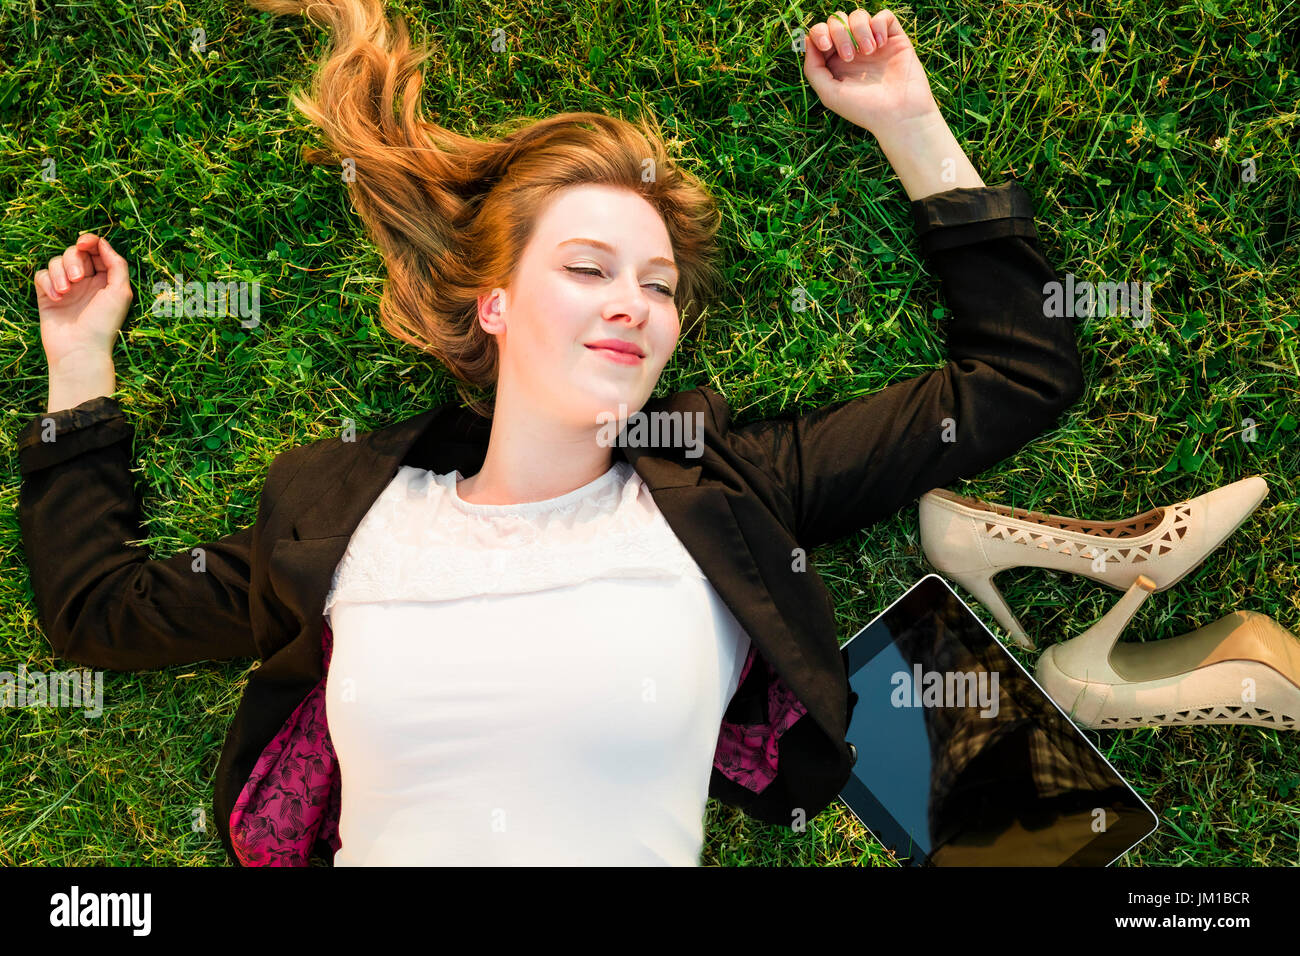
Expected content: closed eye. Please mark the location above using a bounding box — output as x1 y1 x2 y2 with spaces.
565 265 675 299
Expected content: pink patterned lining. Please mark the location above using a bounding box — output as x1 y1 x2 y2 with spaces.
229 618 808 865
712 643 810 792
228 622 341 866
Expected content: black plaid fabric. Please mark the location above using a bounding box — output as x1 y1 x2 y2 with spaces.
892 601 1118 849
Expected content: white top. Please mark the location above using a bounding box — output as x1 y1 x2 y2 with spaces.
322 460 752 865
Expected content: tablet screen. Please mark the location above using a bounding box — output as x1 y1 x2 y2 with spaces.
839 574 1158 866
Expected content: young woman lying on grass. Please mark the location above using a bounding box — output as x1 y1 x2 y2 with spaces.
22 3 1080 865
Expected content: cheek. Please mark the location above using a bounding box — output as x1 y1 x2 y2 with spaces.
659 312 682 350
547 280 595 330
648 325 679 375
521 279 583 344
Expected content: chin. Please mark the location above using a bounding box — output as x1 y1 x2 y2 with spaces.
575 388 645 429
581 377 642 406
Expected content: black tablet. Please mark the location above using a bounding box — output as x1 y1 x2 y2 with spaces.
839 574 1159 866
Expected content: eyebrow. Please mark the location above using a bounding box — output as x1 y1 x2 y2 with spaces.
557 238 678 273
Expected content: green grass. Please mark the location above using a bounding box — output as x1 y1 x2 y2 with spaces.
2 0 1297 865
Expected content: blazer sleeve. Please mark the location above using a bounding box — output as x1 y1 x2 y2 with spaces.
16 395 286 670
724 181 1085 551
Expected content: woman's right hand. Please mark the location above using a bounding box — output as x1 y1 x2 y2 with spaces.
35 233 134 371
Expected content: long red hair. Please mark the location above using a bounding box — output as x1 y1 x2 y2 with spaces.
248 0 724 416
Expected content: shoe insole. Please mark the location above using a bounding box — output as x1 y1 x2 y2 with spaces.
927 488 1165 539
1110 611 1300 686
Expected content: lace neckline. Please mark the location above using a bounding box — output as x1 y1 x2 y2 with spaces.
442 462 629 517
323 457 704 618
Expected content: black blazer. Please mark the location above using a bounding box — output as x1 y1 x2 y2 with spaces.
16 182 1083 865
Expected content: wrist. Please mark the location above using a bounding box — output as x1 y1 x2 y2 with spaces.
869 106 945 149
871 110 986 201
47 350 116 413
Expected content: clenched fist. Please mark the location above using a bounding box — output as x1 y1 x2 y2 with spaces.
801 9 941 140
35 233 134 371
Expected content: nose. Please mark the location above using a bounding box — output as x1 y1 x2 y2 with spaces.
601 273 652 326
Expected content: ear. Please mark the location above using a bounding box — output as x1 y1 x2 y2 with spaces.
477 289 507 332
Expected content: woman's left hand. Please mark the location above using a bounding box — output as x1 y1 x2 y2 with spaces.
801 8 941 140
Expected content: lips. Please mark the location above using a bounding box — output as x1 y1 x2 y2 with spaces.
585 339 645 357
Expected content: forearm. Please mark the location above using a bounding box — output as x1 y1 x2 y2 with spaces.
47 350 116 413
734 183 1082 549
874 109 985 201
932 230 1083 433
17 396 262 669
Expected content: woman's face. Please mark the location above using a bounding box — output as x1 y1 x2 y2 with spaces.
479 183 681 431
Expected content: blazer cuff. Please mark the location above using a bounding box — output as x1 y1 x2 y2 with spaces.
910 181 1039 255
17 396 132 477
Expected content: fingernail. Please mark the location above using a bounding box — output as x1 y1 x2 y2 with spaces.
70 267 81 279
842 46 853 59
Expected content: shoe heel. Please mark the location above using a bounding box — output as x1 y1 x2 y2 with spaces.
948 569 1035 650
1055 574 1157 676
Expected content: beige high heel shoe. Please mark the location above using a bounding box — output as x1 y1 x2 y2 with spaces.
919 476 1268 649
1035 575 1300 730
